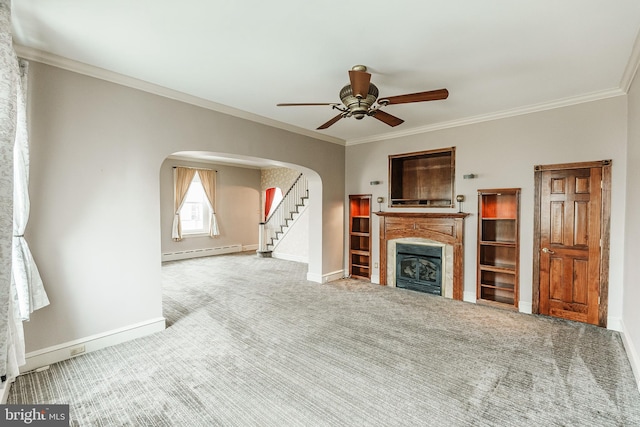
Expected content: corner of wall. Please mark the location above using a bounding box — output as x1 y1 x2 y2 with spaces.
620 319 640 392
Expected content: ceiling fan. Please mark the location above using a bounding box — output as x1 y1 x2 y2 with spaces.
277 65 449 130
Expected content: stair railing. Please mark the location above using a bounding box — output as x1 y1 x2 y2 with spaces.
258 174 308 253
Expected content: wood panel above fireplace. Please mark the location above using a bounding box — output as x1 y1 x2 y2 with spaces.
375 212 469 300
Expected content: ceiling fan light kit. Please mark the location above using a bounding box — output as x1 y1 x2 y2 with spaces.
339 82 378 120
277 65 449 130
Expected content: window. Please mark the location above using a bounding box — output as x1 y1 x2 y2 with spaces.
180 173 211 235
264 187 283 220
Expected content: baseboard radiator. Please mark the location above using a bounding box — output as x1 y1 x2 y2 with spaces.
162 244 242 262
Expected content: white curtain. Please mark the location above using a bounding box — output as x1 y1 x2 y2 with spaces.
0 0 16 383
171 167 196 241
8 59 49 379
1 0 49 382
13 59 49 319
197 169 220 237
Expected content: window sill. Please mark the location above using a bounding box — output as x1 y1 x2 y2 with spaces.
181 232 210 238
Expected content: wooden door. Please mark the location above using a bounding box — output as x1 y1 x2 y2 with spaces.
534 161 611 327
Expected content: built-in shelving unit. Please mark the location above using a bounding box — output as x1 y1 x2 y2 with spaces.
349 194 371 280
477 188 520 309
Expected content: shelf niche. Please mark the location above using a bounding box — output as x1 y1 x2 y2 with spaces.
349 194 371 280
389 147 455 208
476 188 520 310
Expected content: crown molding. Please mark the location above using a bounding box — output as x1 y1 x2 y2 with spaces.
621 27 640 93
345 88 626 146
14 45 346 147
13 45 631 149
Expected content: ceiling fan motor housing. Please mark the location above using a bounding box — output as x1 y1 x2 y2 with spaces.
340 83 379 119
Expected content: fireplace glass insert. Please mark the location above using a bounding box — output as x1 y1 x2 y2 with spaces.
395 243 443 295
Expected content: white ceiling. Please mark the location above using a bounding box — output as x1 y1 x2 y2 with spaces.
10 0 640 145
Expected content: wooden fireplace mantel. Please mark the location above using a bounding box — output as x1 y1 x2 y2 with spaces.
375 212 469 300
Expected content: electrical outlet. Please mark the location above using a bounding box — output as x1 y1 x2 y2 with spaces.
70 345 85 357
374 262 378 269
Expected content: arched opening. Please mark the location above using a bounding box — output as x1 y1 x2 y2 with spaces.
159 151 323 280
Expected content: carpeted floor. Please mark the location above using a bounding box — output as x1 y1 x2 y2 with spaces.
7 252 640 426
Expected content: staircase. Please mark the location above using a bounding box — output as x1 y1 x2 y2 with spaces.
258 174 309 256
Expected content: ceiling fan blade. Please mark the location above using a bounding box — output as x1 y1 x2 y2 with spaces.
277 103 337 106
317 113 344 130
372 110 404 127
349 70 371 99
381 88 449 105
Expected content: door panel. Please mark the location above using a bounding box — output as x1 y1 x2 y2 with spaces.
550 202 564 243
539 167 601 325
574 201 589 245
548 257 563 301
573 259 588 305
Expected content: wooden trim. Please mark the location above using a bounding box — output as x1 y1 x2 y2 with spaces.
599 163 612 327
531 160 611 326
375 212 469 300
534 159 611 171
474 187 521 194
387 146 456 161
376 212 469 219
532 170 542 314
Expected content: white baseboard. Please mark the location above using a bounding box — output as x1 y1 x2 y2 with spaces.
607 316 623 332
21 317 166 374
0 379 11 404
272 252 308 263
463 291 476 303
242 244 258 252
620 319 640 391
162 244 242 262
307 270 345 284
519 301 533 314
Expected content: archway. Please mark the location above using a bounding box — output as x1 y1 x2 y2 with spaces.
159 151 324 280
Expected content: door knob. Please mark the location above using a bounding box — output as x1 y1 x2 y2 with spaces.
542 247 555 254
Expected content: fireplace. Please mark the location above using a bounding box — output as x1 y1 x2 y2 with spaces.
375 212 468 300
396 243 443 295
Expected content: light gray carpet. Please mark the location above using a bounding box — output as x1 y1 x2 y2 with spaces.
7 252 640 426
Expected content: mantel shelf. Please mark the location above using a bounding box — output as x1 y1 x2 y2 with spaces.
375 212 470 219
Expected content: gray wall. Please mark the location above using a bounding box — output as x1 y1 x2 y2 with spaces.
160 159 261 255
346 96 628 325
624 72 640 381
23 61 345 353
